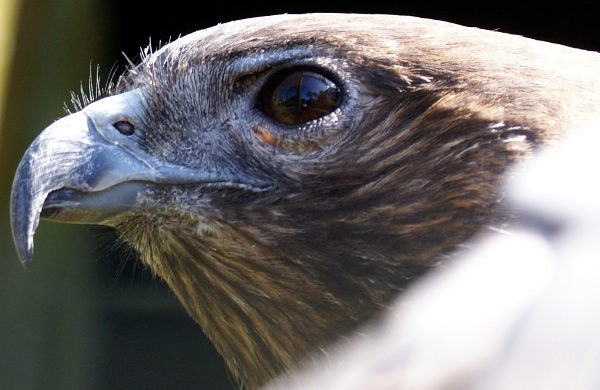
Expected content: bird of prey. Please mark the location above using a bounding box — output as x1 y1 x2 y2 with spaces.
10 13 600 389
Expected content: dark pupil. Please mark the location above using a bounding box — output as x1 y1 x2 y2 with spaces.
263 70 340 124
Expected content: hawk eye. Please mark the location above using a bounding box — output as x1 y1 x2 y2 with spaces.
260 68 341 125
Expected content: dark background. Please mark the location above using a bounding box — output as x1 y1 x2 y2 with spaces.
108 2 600 56
0 1 598 389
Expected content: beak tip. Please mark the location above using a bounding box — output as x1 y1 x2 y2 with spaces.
13 235 34 270
21 257 32 270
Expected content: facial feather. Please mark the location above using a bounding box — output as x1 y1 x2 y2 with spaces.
11 13 600 389
105 15 599 387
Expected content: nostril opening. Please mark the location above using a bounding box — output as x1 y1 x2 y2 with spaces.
113 120 135 136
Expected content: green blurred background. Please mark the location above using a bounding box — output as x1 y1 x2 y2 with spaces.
0 1 598 389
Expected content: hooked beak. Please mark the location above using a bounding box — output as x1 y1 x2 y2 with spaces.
10 89 268 268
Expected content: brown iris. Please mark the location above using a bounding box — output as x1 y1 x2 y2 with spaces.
260 68 341 125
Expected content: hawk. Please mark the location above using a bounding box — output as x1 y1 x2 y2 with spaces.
10 13 600 388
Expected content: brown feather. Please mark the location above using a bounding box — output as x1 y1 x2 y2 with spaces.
15 14 600 389
105 14 600 387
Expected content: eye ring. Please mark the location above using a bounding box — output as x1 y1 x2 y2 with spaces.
259 67 341 125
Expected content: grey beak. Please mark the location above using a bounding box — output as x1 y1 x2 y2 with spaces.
10 89 259 268
10 90 152 267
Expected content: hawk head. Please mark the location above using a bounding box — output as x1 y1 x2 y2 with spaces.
11 14 600 387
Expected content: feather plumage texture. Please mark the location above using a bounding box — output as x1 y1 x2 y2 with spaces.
10 14 600 388
267 123 600 390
